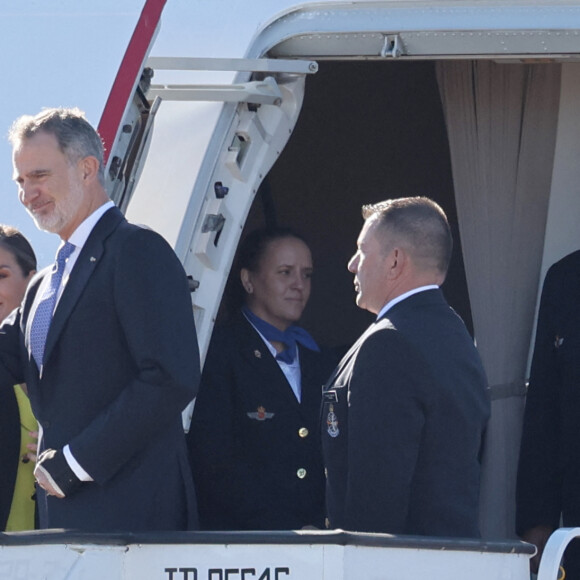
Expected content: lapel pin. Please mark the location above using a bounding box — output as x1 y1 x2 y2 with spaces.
254 349 262 358
90 257 96 262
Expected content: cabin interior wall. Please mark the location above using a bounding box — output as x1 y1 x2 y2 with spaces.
224 61 471 350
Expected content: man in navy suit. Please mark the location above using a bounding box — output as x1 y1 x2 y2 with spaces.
0 108 200 531
321 196 489 537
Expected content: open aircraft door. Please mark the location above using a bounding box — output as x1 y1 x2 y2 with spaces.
103 57 317 361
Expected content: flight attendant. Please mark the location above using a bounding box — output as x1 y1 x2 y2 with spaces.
189 228 335 530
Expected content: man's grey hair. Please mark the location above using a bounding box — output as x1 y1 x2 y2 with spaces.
8 107 105 186
362 196 453 276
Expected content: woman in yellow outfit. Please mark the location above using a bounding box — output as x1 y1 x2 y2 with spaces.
0 225 37 530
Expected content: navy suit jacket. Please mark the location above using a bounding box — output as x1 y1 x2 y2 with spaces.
517 250 580 535
321 288 490 537
0 207 200 532
188 314 336 530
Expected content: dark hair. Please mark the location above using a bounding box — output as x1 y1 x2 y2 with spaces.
362 196 452 275
237 227 308 273
0 225 37 276
8 107 105 186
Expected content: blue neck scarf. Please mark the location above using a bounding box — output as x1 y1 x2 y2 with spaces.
242 306 320 364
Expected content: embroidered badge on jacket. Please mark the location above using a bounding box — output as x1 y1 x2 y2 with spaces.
327 404 339 437
247 406 274 421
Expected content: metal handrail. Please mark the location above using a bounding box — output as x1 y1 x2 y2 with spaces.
537 527 580 580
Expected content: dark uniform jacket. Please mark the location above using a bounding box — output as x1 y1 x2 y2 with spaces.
322 288 490 537
517 250 580 573
0 207 200 532
188 314 336 530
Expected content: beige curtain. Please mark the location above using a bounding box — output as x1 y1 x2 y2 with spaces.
436 60 561 538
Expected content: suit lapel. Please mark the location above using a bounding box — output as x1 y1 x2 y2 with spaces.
41 207 124 367
323 321 377 389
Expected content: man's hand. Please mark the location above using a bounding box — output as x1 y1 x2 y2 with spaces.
34 448 81 498
34 462 65 498
522 525 554 574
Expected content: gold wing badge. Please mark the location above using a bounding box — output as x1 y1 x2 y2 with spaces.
247 406 274 421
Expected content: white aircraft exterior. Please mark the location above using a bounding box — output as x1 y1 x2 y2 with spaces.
2 1 580 578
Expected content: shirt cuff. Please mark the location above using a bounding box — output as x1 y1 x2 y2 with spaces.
63 444 94 482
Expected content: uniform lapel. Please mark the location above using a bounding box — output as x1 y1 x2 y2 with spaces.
41 207 124 367
323 321 378 389
238 316 300 405
299 345 324 409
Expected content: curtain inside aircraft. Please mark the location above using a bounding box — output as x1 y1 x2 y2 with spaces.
436 60 562 538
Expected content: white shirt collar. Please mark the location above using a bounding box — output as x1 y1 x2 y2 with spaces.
67 200 114 251
376 285 439 320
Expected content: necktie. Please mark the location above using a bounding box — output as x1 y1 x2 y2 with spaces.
30 242 75 367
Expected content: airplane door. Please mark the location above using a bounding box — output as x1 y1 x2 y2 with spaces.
104 58 318 361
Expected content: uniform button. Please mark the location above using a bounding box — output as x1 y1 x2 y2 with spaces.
298 427 309 438
297 468 307 479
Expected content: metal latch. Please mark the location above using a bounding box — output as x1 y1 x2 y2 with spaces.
202 214 226 234
381 34 403 58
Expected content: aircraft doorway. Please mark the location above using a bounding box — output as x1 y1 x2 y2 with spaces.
234 60 472 351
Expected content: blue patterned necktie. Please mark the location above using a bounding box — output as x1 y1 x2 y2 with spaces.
30 241 75 367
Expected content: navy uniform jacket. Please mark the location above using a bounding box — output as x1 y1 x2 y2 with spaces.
0 207 200 532
188 314 336 530
322 288 490 537
517 250 580 537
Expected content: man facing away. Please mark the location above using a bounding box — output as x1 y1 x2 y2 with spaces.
0 107 200 531
322 196 490 537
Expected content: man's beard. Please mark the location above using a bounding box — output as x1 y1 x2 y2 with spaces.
29 177 84 235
